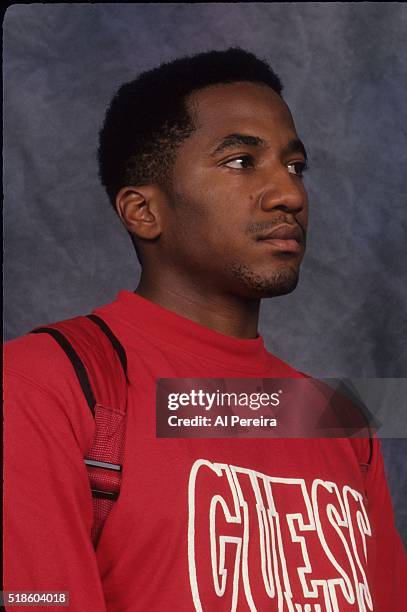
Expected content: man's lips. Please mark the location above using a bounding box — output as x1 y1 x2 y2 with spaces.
256 224 304 253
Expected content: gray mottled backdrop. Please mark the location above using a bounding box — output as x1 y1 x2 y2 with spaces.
4 4 407 542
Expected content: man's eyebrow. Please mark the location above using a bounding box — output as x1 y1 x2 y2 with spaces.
210 133 308 162
210 133 267 156
281 138 308 163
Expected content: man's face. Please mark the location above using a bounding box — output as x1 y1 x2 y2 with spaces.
160 81 308 299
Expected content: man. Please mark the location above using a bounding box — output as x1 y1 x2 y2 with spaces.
4 48 406 611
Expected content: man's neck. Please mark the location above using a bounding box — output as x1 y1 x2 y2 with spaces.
135 276 260 339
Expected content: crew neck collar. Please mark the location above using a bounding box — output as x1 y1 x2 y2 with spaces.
108 290 272 371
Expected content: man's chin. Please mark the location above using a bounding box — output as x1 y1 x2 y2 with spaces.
226 262 300 298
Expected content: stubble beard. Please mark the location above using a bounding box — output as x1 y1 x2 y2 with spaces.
224 260 300 298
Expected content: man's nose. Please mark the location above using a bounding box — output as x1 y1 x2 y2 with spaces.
259 171 305 214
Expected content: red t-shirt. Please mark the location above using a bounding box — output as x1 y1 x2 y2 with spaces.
4 290 407 611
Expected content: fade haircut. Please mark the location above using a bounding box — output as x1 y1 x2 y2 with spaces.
97 47 284 209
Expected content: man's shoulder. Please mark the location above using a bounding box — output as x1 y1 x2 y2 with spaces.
4 293 123 374
264 349 309 378
4 297 127 404
5 324 72 367
4 321 84 389
4 317 99 452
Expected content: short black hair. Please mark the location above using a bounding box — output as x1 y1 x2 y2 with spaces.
97 47 284 208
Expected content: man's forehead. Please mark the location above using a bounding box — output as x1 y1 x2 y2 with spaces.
188 80 291 122
186 82 300 153
188 82 296 140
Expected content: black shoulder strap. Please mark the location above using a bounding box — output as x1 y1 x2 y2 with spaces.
31 326 96 415
86 314 128 379
31 315 128 546
32 315 128 406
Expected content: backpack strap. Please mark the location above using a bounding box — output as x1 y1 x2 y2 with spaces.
31 314 128 547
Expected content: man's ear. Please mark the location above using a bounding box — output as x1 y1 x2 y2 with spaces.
115 185 164 241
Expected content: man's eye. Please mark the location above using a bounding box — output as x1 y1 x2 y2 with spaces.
287 161 309 177
223 155 255 169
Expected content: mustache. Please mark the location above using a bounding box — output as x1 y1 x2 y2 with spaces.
246 219 307 241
